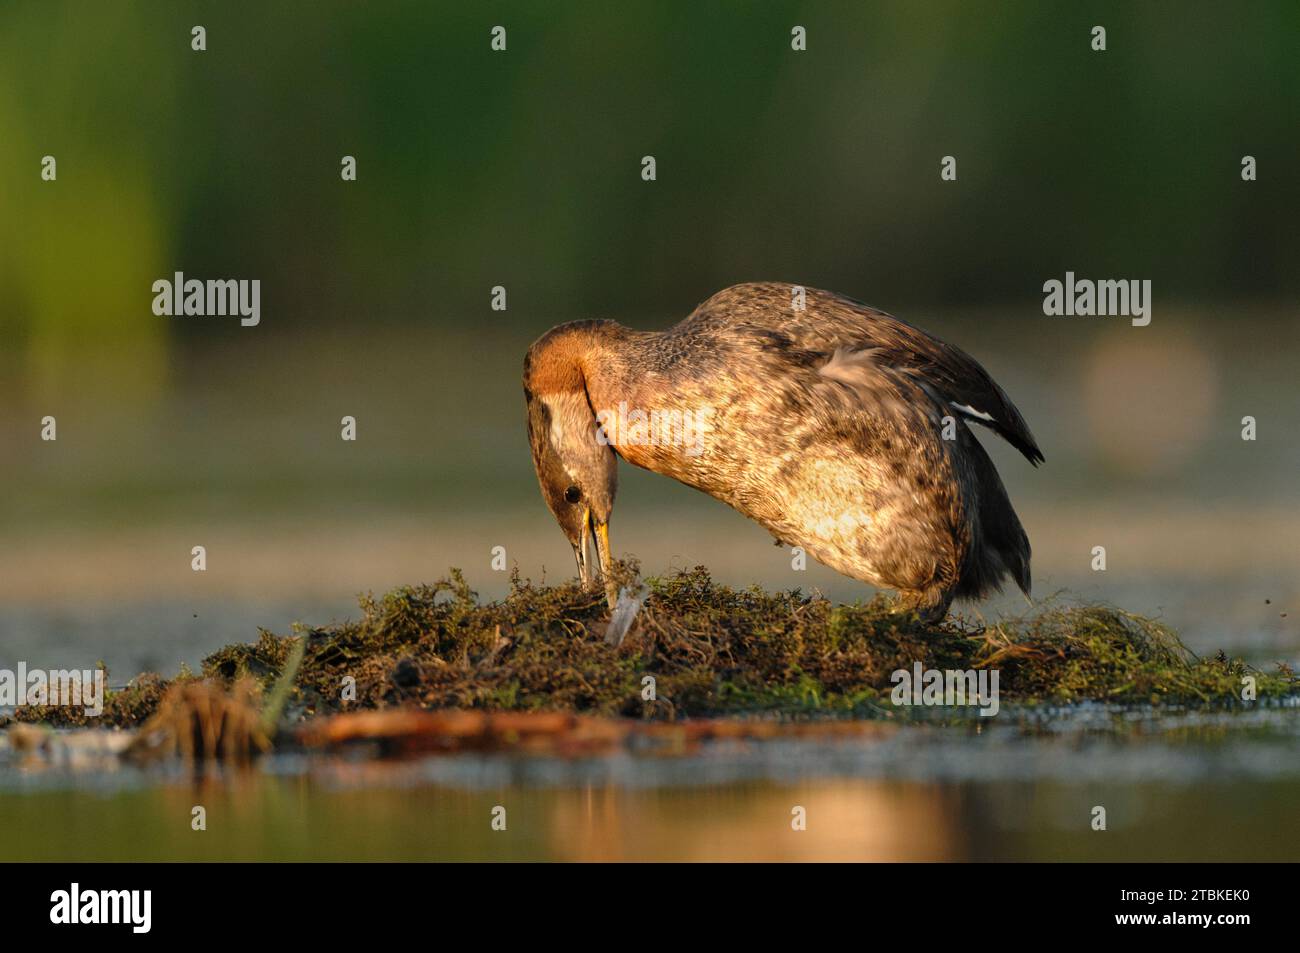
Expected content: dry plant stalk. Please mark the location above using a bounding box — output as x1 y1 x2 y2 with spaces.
126 678 271 764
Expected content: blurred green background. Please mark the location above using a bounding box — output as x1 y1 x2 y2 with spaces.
2 1 1298 674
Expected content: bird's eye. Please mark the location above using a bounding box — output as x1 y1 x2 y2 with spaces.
564 485 583 504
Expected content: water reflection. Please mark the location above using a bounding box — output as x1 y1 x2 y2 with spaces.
3 706 1299 861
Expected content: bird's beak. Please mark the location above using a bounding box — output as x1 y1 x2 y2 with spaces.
594 519 617 611
572 509 618 611
572 507 594 591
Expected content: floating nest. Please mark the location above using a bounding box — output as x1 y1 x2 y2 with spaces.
8 565 1297 736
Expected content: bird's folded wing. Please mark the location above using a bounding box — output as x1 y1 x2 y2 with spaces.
850 316 1044 465
686 283 1044 465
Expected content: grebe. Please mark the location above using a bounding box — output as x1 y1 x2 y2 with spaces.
523 282 1040 621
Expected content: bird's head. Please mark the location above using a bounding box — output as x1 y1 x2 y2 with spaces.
524 325 620 608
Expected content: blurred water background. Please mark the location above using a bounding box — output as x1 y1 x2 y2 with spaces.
1 1 1298 861
3 1 1297 675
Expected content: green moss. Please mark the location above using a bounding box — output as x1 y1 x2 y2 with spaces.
14 565 1296 729
10 669 188 729
197 564 1296 721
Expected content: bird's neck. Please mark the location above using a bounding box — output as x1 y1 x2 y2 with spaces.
525 319 645 407
525 320 669 464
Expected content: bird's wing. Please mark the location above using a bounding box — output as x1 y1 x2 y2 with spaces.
688 283 1044 465
831 308 1044 466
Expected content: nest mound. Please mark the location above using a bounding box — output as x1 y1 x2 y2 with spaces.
13 565 1295 730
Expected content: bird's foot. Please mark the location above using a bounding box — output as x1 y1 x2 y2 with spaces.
890 589 952 626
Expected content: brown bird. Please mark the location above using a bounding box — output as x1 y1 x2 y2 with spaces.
523 282 1041 621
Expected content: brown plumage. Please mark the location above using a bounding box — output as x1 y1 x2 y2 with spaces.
523 282 1040 621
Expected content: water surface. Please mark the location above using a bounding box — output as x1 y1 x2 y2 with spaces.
4 704 1297 861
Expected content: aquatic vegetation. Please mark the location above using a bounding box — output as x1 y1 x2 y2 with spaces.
10 565 1295 731
7 670 174 730
125 678 270 764
201 564 1297 720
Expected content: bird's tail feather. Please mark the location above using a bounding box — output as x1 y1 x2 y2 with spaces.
955 431 1032 600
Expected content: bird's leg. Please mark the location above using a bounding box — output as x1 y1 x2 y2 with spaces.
892 587 953 625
